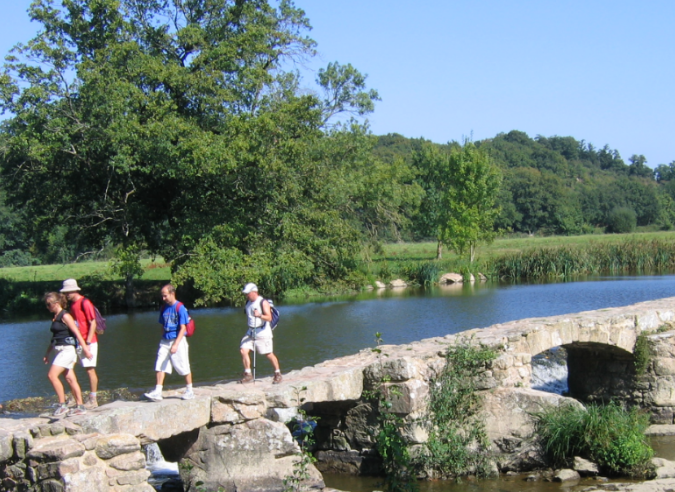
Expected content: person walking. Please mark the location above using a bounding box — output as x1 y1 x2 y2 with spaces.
43 292 92 417
144 284 194 401
239 283 282 384
60 279 101 408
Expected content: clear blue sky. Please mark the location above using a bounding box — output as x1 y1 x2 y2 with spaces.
3 1 674 166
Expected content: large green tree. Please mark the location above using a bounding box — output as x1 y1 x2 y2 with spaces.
0 0 389 303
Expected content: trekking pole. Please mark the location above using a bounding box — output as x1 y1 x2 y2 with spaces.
252 326 257 383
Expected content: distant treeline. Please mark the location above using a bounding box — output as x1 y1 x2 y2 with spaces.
374 131 675 239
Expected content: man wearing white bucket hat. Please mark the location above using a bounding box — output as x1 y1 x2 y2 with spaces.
60 278 101 408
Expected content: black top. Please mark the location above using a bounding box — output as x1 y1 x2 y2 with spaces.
50 310 71 346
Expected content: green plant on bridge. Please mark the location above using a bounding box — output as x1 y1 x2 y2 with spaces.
633 333 651 377
417 339 497 478
365 332 418 492
283 386 320 492
535 400 654 477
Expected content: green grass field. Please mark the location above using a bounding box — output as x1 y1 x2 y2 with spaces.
379 230 675 262
2 230 675 284
0 259 171 282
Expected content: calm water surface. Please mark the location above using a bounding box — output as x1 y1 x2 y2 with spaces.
2 275 675 402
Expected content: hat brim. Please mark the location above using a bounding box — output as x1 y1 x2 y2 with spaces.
60 287 81 293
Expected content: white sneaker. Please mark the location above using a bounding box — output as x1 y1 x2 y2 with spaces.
181 388 195 400
144 389 163 402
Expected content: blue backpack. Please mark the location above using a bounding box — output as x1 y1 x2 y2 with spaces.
262 298 280 330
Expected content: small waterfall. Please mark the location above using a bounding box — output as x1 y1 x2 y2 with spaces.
144 443 179 480
531 347 569 395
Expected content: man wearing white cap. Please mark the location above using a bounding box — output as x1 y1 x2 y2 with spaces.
60 278 100 408
240 283 282 384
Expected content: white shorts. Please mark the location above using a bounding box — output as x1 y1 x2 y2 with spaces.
240 328 274 355
52 345 78 369
77 342 98 368
155 338 191 376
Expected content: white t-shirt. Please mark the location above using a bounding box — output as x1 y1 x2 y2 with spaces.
245 297 273 337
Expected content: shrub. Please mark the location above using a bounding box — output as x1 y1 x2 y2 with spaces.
419 340 497 478
606 207 637 234
535 401 654 477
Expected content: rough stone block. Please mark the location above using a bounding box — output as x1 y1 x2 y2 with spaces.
27 437 85 462
0 432 13 463
385 379 428 414
36 461 60 480
107 450 145 471
58 457 81 476
76 399 211 443
654 358 675 376
13 431 33 459
115 468 151 486
95 434 140 460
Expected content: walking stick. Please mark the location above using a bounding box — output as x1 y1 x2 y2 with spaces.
252 325 257 383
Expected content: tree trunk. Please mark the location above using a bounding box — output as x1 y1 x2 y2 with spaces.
470 243 476 263
436 240 442 260
125 273 136 309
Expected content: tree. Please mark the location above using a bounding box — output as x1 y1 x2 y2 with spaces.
0 0 385 304
439 143 501 262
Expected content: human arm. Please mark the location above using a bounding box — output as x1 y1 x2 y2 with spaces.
254 300 272 323
170 304 189 354
63 313 93 360
170 324 187 354
83 299 97 344
44 343 53 364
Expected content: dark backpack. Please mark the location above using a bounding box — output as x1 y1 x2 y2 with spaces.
172 301 195 337
83 297 107 335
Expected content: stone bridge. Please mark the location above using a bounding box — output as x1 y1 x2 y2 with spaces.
3 296 675 491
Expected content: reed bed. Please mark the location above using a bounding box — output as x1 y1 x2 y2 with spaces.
489 239 675 279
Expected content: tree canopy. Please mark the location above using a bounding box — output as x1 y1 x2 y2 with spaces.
0 0 401 303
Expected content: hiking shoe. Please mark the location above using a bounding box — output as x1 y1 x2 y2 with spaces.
66 396 76 408
84 394 98 409
273 372 283 384
239 373 254 384
144 389 163 402
53 404 69 418
67 405 87 417
181 388 195 400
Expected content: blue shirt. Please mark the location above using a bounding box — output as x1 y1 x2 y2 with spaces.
159 302 189 340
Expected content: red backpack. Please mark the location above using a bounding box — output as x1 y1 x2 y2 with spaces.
163 301 195 337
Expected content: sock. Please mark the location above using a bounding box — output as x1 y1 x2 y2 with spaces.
275 370 281 374
244 369 251 374
155 385 163 392
186 384 193 390
90 392 97 397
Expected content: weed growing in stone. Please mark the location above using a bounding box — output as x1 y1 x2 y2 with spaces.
633 333 651 377
535 400 654 477
283 386 319 492
365 332 418 492
418 339 497 478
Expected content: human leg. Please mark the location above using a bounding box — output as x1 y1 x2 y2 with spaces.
266 352 281 372
47 365 67 403
145 341 171 401
64 368 84 405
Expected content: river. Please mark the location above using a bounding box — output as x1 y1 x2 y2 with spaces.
2 274 675 403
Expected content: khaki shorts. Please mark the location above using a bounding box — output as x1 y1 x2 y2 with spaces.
52 345 78 369
155 338 191 376
240 329 274 355
77 341 98 368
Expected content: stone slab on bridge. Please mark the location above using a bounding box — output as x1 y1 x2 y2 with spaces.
2 296 675 491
